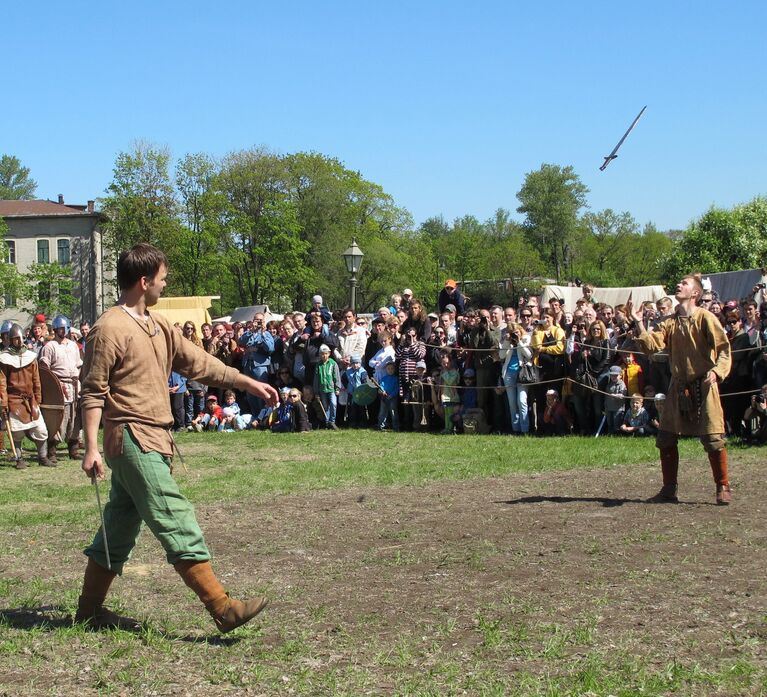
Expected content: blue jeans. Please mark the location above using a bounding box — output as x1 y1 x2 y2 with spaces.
184 390 205 426
378 396 400 430
244 367 270 416
504 370 529 433
319 392 337 425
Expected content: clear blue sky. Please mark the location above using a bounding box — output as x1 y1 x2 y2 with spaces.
4 1 766 231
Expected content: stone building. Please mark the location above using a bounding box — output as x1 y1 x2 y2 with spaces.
0 196 113 326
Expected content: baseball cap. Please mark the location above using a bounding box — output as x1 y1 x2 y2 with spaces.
463 368 475 377
319 344 330 353
415 360 427 369
445 303 456 313
403 288 413 296
609 365 622 375
351 355 362 364
206 395 218 401
444 279 457 289
312 294 323 305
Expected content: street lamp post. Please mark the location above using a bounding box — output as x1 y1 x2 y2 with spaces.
342 238 364 312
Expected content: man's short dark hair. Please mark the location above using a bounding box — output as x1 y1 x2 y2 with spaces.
117 243 168 291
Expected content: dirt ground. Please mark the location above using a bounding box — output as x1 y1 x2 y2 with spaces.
2 454 766 695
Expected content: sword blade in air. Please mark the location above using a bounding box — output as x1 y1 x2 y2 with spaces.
599 106 647 171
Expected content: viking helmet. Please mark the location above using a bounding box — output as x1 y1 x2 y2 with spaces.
52 315 71 333
0 320 12 335
8 323 24 341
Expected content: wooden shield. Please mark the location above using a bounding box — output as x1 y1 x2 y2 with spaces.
39 363 66 438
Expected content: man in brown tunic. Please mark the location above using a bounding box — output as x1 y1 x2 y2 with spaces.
76 243 279 632
628 274 732 504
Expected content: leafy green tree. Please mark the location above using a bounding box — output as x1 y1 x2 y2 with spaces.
20 262 76 317
0 217 25 310
100 142 179 276
0 155 37 200
516 164 589 282
172 153 226 296
659 197 767 287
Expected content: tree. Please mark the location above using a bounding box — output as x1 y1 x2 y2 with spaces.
516 164 589 283
659 197 767 287
0 155 37 200
100 142 179 276
20 262 76 318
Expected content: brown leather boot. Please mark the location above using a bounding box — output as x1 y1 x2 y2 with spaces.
175 560 268 633
36 441 56 468
47 441 58 465
68 441 80 459
649 446 679 502
708 450 731 505
74 558 141 630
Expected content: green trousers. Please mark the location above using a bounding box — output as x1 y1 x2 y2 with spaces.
85 426 210 574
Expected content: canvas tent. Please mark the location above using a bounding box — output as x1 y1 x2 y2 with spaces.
702 268 767 304
540 284 670 308
227 305 285 323
150 296 219 328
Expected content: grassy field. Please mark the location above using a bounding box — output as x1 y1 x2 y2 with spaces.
0 432 765 696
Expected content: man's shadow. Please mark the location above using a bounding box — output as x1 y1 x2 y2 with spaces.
0 606 241 645
497 495 711 507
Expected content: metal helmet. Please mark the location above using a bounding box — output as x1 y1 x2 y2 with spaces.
8 323 23 341
0 320 12 335
52 315 71 333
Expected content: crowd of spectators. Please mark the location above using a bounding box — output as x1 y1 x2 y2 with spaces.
169 281 767 442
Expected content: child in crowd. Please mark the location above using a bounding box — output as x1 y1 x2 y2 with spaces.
289 388 312 432
603 365 628 434
643 385 660 434
621 352 644 395
217 389 249 431
377 361 400 431
369 330 396 382
620 393 651 436
270 388 294 433
459 368 490 434
439 352 460 435
302 385 324 430
313 344 341 429
541 388 571 435
344 356 369 428
191 395 224 432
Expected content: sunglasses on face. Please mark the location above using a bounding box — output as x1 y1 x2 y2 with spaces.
521 314 531 319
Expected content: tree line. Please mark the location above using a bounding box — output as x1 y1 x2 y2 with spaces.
1 148 766 316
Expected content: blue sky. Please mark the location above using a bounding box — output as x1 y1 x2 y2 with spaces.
3 1 766 231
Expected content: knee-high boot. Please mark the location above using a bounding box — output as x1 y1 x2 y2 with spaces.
708 449 732 504
36 440 55 468
74 557 140 630
175 560 268 633
651 446 679 502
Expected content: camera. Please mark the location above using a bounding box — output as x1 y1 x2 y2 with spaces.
758 394 766 404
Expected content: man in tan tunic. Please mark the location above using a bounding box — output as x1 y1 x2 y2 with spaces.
628 274 732 504
76 243 279 632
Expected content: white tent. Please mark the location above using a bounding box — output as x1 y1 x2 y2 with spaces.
540 284 670 308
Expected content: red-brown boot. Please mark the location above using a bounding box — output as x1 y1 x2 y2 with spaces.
74 558 141 630
649 446 679 502
708 449 732 505
175 560 268 633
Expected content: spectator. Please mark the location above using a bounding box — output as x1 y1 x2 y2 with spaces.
313 344 341 429
218 389 250 431
377 362 400 431
301 385 324 430
438 279 465 315
396 326 427 430
721 309 754 436
531 310 566 432
303 313 338 389
569 320 610 435
266 320 284 375
401 288 414 311
439 352 461 435
369 330 396 383
402 299 433 342
192 395 224 432
464 310 496 425
541 389 570 435
336 308 367 371
620 394 651 436
742 384 767 444
168 371 187 432
603 365 628 434
343 356 369 428
270 388 294 433
289 388 312 432
303 295 332 329
200 322 214 352
238 312 275 415
501 322 533 434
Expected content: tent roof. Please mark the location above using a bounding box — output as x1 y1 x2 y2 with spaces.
150 296 218 329
541 284 670 308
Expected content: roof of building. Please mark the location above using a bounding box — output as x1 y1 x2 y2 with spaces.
0 199 97 217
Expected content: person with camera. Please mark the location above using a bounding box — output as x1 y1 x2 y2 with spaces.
568 319 611 435
238 312 275 417
742 383 767 444
531 310 566 434
627 273 732 505
500 322 533 433
463 310 496 426
396 326 427 430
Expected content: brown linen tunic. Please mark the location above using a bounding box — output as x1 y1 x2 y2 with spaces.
81 307 241 459
0 349 43 422
633 307 731 436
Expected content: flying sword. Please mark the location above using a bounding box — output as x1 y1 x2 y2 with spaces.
599 105 647 171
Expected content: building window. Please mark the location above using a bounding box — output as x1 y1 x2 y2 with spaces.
6 241 15 264
57 239 71 265
37 239 50 264
3 293 15 308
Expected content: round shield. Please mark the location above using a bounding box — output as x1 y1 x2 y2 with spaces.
39 363 66 438
352 382 379 406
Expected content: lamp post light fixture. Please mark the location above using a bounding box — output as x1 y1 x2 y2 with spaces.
342 238 364 311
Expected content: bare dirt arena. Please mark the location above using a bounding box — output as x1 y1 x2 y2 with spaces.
2 454 766 695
